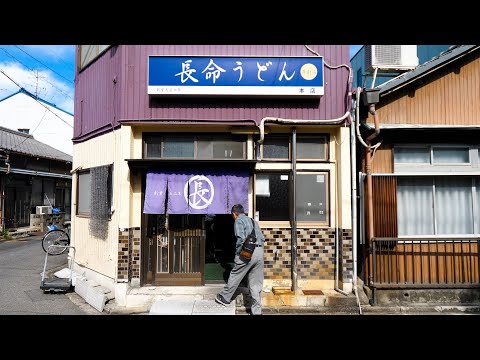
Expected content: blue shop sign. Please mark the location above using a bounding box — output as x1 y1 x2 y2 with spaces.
148 56 324 97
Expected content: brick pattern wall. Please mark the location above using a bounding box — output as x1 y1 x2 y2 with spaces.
264 228 291 279
263 227 350 282
117 229 129 280
117 226 352 284
341 229 353 283
117 227 141 282
130 227 141 280
297 228 336 280
127 229 133 281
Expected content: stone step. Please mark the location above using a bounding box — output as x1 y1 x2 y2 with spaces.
325 294 359 307
123 285 358 313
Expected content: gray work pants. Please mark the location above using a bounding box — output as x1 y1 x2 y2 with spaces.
218 246 264 315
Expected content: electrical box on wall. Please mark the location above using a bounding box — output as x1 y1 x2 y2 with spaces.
365 45 419 72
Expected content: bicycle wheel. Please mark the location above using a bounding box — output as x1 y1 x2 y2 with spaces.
42 229 70 255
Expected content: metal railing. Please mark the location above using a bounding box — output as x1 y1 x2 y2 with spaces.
371 237 480 290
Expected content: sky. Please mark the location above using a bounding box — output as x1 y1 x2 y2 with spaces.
0 45 363 116
0 45 75 114
350 45 362 59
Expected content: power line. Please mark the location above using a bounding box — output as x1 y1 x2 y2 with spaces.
42 46 75 69
13 45 74 84
9 109 49 152
0 68 73 128
0 47 74 100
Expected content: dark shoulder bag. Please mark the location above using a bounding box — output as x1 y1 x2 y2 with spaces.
239 218 257 262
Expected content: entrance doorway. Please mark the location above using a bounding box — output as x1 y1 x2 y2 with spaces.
5 185 31 228
204 214 235 283
142 213 236 286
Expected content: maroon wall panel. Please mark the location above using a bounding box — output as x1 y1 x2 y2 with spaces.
74 45 350 141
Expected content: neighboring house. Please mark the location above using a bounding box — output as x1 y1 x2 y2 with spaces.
351 45 453 89
358 45 480 305
72 45 354 309
0 126 72 229
0 88 74 156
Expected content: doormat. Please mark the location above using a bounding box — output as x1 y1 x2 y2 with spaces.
204 263 226 281
302 290 324 295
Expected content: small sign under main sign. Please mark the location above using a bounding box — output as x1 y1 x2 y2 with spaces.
148 56 324 97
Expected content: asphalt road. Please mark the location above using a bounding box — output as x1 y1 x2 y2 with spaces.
0 235 87 315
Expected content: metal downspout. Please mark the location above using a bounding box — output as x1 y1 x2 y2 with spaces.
366 104 380 142
0 176 4 231
366 103 380 287
291 128 298 294
334 147 348 297
351 93 362 314
366 145 374 286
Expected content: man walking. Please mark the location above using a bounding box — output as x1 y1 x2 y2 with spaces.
215 203 265 315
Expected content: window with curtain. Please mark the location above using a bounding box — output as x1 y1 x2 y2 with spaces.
432 147 470 164
394 145 471 166
394 144 480 236
397 176 477 236
394 147 430 163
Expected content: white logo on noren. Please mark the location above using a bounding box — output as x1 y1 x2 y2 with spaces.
184 175 215 209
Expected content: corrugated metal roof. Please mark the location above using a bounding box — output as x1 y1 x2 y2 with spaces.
0 126 72 162
378 45 479 96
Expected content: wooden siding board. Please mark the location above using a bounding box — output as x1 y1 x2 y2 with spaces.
374 242 480 285
464 66 469 122
475 59 479 122
439 75 445 124
374 53 480 127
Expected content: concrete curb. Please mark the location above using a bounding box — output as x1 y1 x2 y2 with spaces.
236 304 480 315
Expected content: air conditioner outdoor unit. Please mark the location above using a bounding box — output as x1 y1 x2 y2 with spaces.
364 45 419 72
36 206 52 215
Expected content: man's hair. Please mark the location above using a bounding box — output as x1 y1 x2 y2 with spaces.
231 204 245 215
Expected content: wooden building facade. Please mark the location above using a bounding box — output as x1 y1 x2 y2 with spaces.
359 45 480 304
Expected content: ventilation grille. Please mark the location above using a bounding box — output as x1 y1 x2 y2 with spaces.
375 45 402 65
365 45 418 72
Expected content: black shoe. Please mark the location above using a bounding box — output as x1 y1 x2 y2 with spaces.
215 294 230 307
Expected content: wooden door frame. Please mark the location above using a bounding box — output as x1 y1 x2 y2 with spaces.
141 214 206 286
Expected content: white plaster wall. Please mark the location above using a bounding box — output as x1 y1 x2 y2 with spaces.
72 128 127 280
336 125 352 230
0 92 73 155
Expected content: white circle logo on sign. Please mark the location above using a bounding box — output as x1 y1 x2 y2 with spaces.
184 175 215 209
300 63 318 80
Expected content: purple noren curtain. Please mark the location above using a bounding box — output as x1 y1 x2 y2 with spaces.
143 172 167 214
143 168 249 214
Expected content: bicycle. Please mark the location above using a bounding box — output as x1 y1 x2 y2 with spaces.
41 221 71 255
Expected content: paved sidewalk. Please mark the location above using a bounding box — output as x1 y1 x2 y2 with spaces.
8 234 479 316
149 298 236 315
